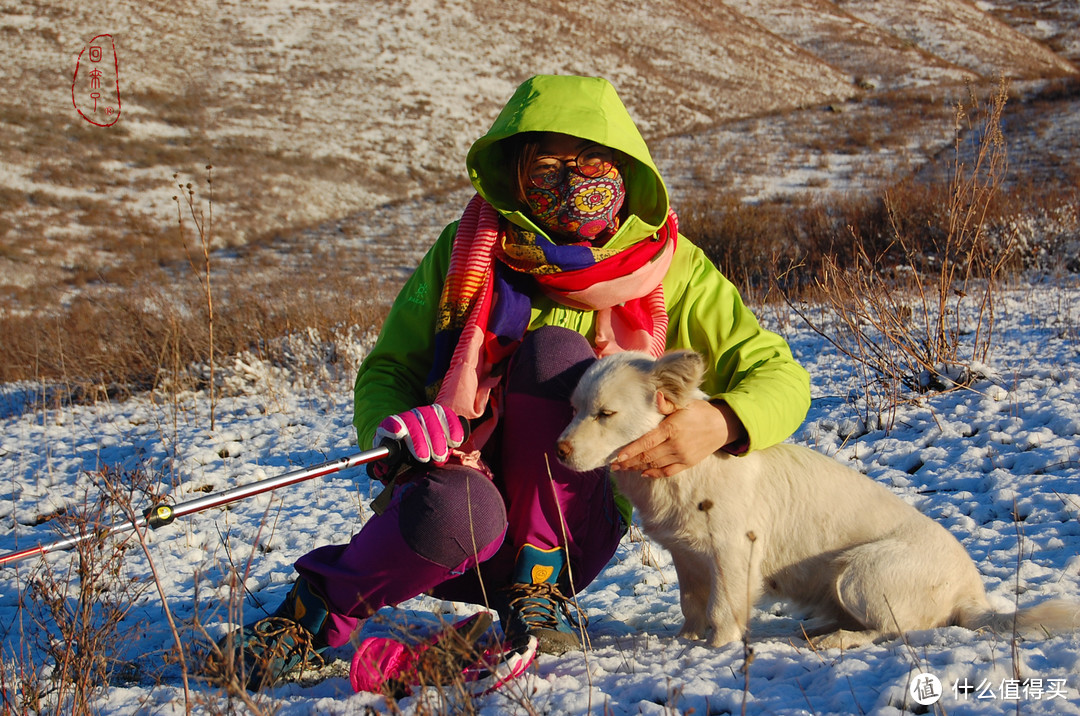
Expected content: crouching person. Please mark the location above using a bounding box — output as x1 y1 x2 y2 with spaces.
212 74 810 689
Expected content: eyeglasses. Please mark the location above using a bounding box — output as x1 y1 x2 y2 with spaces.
528 145 615 189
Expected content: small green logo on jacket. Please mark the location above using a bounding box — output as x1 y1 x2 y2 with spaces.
407 282 429 306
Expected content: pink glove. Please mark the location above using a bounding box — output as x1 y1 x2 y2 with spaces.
373 404 465 466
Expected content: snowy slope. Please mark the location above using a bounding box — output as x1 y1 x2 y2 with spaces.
2 0 1076 307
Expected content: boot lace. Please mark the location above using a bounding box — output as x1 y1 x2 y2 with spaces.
206 616 326 688
505 582 587 632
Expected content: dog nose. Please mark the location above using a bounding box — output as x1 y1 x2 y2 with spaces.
556 440 572 460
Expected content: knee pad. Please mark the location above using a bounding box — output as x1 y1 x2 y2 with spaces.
398 465 507 568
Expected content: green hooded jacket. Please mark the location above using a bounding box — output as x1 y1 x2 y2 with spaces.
353 75 811 474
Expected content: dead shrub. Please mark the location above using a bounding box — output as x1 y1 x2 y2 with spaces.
5 466 161 715
787 79 1016 431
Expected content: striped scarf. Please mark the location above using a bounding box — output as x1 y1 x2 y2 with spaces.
428 194 677 449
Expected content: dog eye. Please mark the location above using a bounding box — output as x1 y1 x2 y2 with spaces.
597 409 616 419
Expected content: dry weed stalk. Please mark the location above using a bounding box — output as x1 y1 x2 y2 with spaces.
188 506 289 714
174 166 218 431
1010 498 1027 704
896 78 1013 369
741 530 757 716
787 79 1016 432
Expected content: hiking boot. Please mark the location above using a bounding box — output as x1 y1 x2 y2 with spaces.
207 579 331 690
500 544 585 655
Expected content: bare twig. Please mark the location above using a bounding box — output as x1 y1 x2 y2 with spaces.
173 166 217 431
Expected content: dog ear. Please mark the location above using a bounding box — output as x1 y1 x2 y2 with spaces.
650 351 706 408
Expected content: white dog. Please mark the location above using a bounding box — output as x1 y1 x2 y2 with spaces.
556 350 1080 648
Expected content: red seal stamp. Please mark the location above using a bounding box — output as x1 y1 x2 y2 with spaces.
72 34 121 127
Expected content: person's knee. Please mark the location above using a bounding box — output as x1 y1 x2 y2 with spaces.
397 465 507 567
508 326 595 398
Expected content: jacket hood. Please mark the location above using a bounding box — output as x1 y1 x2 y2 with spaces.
466 75 670 244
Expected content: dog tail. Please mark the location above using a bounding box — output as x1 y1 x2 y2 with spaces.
956 598 1080 638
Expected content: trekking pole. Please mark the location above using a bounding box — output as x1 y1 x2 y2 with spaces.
0 444 397 568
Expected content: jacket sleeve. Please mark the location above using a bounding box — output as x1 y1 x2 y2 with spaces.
352 222 456 448
664 238 810 452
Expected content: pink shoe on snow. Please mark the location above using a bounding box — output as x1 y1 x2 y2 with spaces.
350 612 537 698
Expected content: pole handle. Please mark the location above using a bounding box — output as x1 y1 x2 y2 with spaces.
368 415 470 515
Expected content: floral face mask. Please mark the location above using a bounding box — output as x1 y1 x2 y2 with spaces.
525 165 626 243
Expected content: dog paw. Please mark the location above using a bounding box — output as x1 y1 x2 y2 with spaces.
707 627 744 647
677 623 706 641
809 629 879 650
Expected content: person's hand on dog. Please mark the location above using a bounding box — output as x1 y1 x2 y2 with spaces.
611 396 745 478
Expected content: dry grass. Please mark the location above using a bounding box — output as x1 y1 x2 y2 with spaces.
2 464 296 715
680 79 1080 433
0 271 386 393
1 462 544 716
2 466 161 714
4 80 1079 408
682 83 1080 295
2 74 1076 409
0 226 391 401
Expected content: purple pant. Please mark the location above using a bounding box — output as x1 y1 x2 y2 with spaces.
295 326 627 647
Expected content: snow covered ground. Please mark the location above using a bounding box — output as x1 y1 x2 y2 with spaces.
1 279 1078 715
